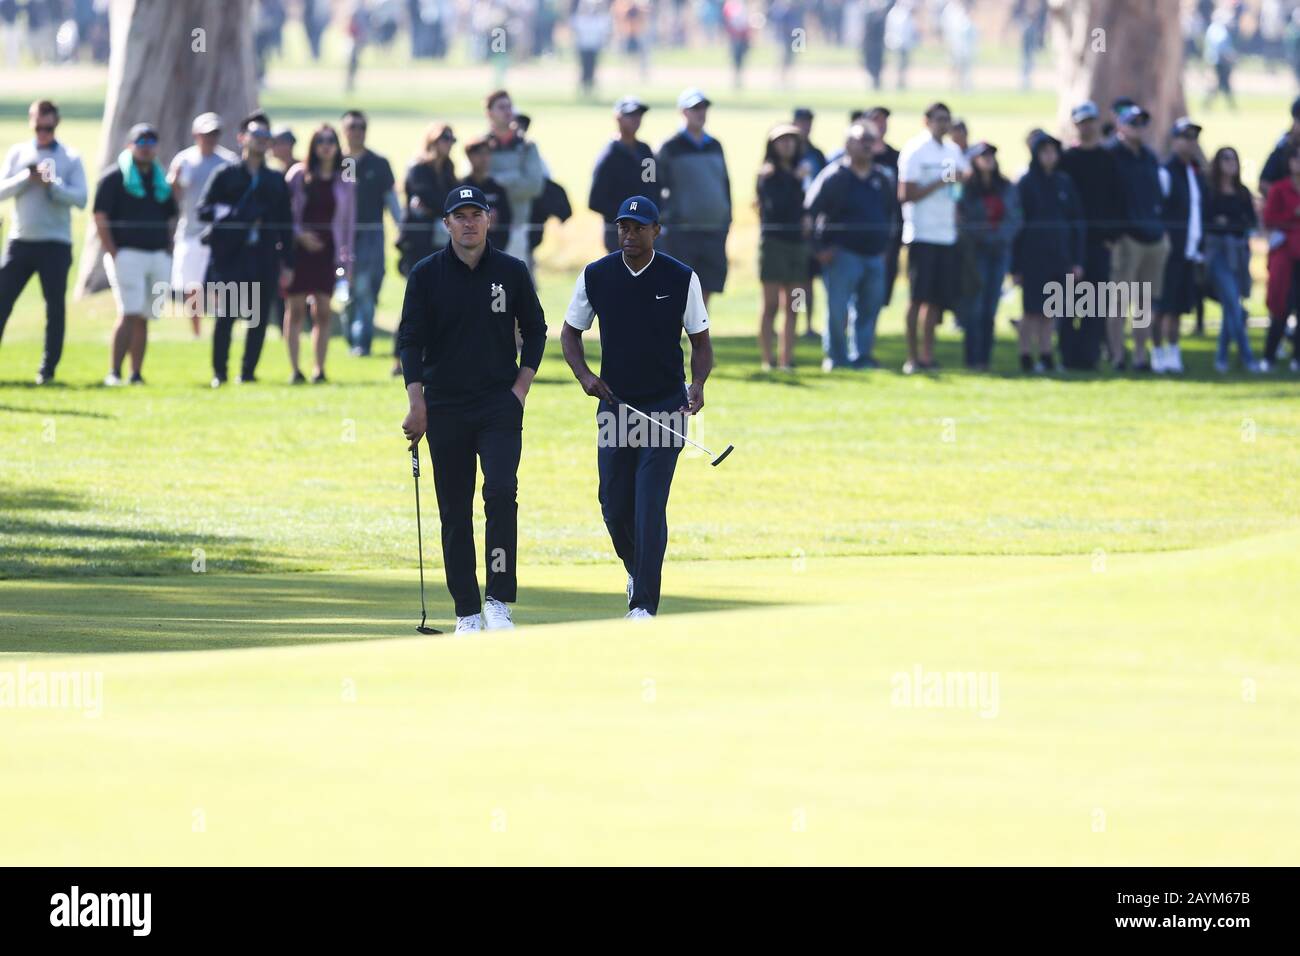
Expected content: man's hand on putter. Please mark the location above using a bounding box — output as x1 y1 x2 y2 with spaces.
578 370 614 402
680 382 704 415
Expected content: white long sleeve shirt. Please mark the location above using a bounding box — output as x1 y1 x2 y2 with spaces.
0 139 87 244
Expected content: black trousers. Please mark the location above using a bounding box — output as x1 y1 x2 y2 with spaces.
0 239 72 377
426 389 523 617
211 271 276 381
1058 238 1108 370
596 391 686 615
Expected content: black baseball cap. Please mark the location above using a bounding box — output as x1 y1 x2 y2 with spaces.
793 106 814 121
444 185 490 215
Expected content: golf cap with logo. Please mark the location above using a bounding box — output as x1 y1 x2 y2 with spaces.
615 195 659 225
677 87 710 110
444 185 490 215
1070 100 1099 124
1171 116 1202 138
1117 104 1150 127
271 125 296 144
191 112 222 135
615 95 649 116
127 122 158 143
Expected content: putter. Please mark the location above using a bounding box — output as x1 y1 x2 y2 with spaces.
410 437 442 635
611 394 734 466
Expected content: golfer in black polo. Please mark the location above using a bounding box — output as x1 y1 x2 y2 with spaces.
398 184 547 634
561 195 714 618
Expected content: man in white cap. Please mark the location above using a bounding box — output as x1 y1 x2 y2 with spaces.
167 112 236 337
655 88 732 306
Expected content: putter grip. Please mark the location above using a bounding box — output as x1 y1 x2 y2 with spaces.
410 442 420 478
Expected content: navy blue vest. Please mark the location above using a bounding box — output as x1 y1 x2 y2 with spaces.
583 251 693 402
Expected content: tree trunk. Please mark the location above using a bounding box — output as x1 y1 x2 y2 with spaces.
1048 0 1186 147
76 0 257 297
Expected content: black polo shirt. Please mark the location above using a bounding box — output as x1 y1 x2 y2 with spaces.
396 241 546 407
93 165 178 251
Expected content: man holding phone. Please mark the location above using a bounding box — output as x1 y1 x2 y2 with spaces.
0 99 87 385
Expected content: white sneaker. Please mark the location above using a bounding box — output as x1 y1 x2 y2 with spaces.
625 608 653 620
103 372 123 387
455 613 483 634
1291 358 1300 373
1151 344 1167 373
1257 358 1272 373
1214 358 1229 374
483 597 514 630
626 574 634 606
1169 344 1184 374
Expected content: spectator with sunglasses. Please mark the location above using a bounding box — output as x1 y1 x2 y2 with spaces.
0 98 87 385
92 121 177 387
284 123 356 384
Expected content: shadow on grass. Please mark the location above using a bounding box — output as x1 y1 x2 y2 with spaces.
0 487 277 579
0 572 773 654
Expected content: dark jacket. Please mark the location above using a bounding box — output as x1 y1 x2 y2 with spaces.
588 138 655 223
197 159 293 279
396 242 546 407
1161 155 1205 261
803 159 897 256
1106 138 1166 243
958 175 1022 250
528 177 572 251
1060 143 1125 244
1012 161 1085 281
397 157 457 275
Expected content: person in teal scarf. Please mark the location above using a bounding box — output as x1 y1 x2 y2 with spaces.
92 122 178 385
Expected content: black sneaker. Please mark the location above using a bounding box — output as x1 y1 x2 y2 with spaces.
290 370 307 385
1020 354 1034 373
128 373 145 385
311 371 327 384
238 373 257 384
1039 353 1056 372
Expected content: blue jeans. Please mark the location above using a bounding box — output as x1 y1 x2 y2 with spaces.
346 229 387 354
822 248 885 367
1206 245 1254 366
961 245 1010 367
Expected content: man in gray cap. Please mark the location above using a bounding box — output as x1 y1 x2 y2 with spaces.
588 95 653 252
1059 100 1123 370
655 87 732 306
166 111 236 337
268 126 297 173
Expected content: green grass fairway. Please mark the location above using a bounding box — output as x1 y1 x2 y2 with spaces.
2 55 1300 865
3 532 1298 865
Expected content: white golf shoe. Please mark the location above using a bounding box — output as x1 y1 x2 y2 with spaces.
483 597 514 630
455 613 484 634
1168 344 1184 374
625 608 653 620
1151 344 1167 373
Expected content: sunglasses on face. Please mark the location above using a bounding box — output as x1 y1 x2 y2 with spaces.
134 137 157 146
317 137 338 146
345 123 367 132
248 128 271 139
35 125 55 134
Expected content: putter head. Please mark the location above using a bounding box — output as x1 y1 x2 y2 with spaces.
710 444 734 467
416 625 442 635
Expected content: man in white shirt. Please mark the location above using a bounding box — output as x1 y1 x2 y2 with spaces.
167 112 237 337
560 195 713 619
897 101 967 373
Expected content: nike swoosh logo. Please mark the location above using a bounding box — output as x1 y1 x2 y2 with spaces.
656 294 669 300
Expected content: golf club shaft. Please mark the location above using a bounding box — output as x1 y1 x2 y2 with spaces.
412 441 428 622
617 397 716 458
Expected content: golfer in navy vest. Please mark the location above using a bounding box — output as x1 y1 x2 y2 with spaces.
561 195 714 618
398 184 546 634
